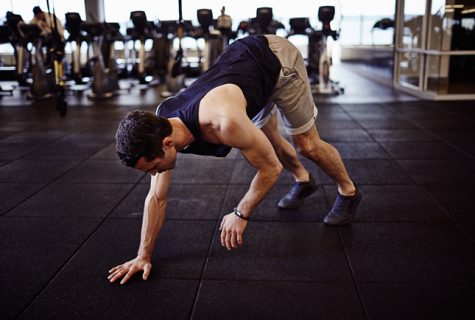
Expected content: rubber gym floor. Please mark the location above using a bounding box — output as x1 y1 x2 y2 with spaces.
1 63 474 320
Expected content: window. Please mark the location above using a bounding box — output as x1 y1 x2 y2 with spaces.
340 0 396 45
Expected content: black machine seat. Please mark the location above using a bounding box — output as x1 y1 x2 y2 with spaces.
157 20 178 37
372 18 395 30
130 11 147 33
288 17 313 36
151 19 196 39
249 7 285 35
65 12 85 41
318 6 338 40
6 13 25 46
103 23 124 42
127 11 156 43
197 9 213 34
82 23 105 38
82 22 123 47
256 7 273 32
19 24 43 44
129 11 155 39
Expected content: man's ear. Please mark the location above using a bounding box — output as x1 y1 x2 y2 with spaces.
162 136 174 149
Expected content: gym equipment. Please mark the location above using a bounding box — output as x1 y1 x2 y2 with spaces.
372 18 395 31
216 6 233 45
308 6 343 95
181 20 202 77
83 22 120 99
19 23 56 99
154 20 175 81
163 0 187 96
236 20 250 37
65 12 87 83
288 17 313 38
128 11 155 85
248 7 285 35
45 0 68 116
103 22 126 78
0 25 14 96
287 17 315 76
197 9 223 71
5 13 28 87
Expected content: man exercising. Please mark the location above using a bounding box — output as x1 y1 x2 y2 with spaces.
109 35 361 285
30 6 65 42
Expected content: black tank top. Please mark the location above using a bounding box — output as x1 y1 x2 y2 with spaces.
156 35 280 157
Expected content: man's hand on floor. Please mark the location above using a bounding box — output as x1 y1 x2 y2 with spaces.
108 256 152 285
220 212 248 250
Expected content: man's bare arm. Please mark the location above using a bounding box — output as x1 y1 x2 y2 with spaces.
210 95 282 250
201 84 283 217
108 170 172 284
220 114 283 215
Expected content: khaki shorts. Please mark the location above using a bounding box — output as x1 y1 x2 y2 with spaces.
252 35 318 135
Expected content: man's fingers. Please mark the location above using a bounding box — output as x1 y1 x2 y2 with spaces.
109 265 121 273
108 265 126 279
143 264 151 280
237 232 243 246
220 228 225 247
108 269 121 280
219 214 247 250
120 267 136 285
225 229 232 250
109 269 127 283
230 230 237 248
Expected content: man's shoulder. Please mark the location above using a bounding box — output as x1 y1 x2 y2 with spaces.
201 84 245 111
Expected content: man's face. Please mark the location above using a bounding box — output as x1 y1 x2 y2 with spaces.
35 12 45 20
134 146 177 176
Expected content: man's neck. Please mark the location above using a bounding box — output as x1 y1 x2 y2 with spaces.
168 118 194 151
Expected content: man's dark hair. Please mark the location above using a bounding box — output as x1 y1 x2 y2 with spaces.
33 6 42 15
116 110 173 167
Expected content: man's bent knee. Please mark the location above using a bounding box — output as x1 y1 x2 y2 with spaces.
293 139 321 159
292 127 322 158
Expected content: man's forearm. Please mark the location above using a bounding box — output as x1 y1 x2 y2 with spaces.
137 194 167 259
237 165 282 217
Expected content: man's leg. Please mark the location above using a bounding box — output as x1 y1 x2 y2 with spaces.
261 113 308 182
260 112 318 209
291 124 354 195
263 35 361 224
292 124 361 225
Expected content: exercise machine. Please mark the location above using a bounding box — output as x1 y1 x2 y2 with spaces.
309 6 343 95
65 12 87 83
287 17 316 78
128 11 156 85
0 25 14 96
83 22 120 99
154 20 175 81
216 6 233 46
196 9 223 71
5 13 28 87
19 23 56 99
163 0 187 97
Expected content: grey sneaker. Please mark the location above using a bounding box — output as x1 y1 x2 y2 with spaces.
278 175 318 210
324 189 362 226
